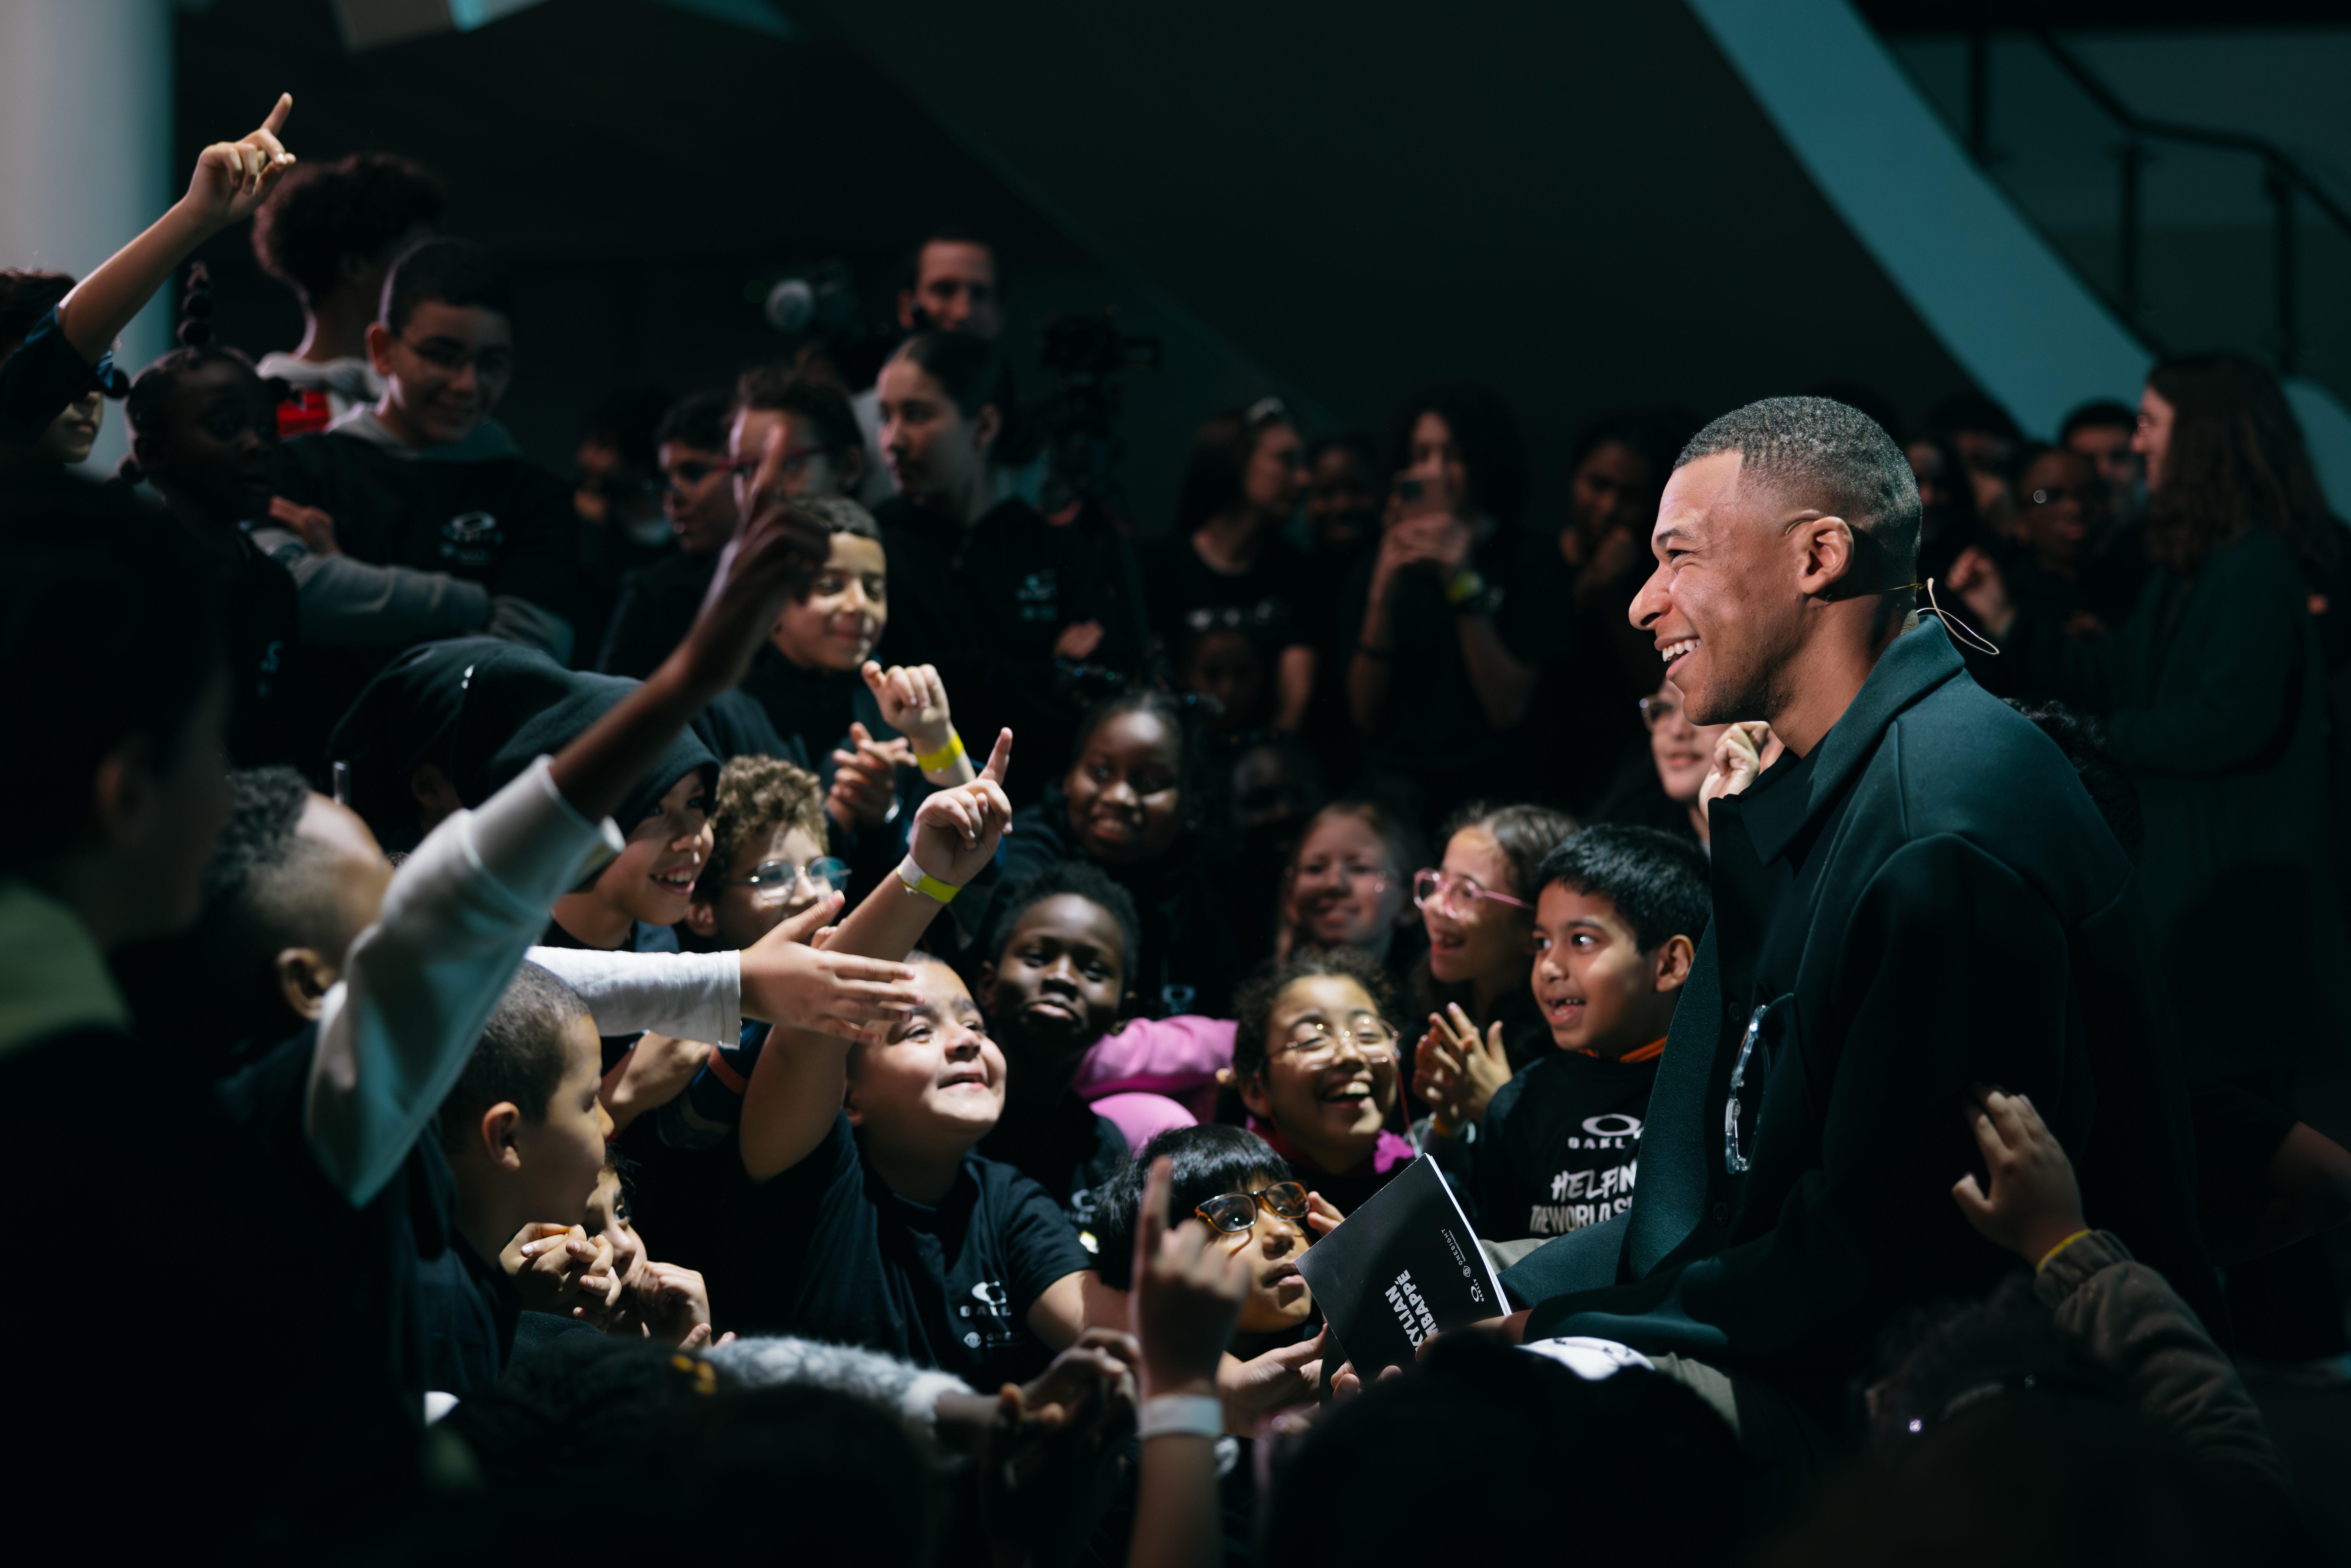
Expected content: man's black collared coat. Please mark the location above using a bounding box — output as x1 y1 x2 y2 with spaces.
1502 621 2220 1388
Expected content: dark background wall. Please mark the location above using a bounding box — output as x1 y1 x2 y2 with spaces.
178 0 1983 534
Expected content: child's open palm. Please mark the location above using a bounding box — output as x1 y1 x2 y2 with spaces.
186 94 297 229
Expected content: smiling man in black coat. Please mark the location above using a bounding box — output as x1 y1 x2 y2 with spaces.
1497 398 2217 1469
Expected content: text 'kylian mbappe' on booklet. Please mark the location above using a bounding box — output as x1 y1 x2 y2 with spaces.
1293 1156 1508 1375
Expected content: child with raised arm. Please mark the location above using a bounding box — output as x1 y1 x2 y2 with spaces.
722 732 1107 1386
1 94 295 446
1922 1084 2284 1485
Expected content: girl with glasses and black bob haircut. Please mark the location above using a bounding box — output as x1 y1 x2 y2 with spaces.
1216 945 1416 1217
1001 686 1249 1019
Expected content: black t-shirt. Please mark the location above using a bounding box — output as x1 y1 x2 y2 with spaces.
415 1232 522 1397
210 1025 456 1398
598 548 716 680
221 530 307 772
721 1113 1094 1386
874 495 1142 808
1475 1048 1662 1242
1143 534 1323 659
1333 525 1572 786
275 425 581 727
977 1091 1131 1254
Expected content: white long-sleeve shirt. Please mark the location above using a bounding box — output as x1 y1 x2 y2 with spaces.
304 756 621 1206
524 946 743 1050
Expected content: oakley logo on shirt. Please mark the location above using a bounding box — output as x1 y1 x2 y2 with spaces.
440 510 503 568
959 1278 1017 1352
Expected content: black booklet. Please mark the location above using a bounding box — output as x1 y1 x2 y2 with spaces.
1294 1155 1507 1375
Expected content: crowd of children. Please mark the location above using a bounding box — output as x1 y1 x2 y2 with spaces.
3 93 2347 1563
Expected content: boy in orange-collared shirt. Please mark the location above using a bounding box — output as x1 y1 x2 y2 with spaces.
1469 826 1710 1241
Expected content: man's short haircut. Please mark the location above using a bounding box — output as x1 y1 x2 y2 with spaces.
444 962 590 1128
898 225 1000 294
731 366 865 454
2059 399 2137 443
656 389 734 456
252 153 446 305
1536 826 1711 954
0 477 222 876
1674 395 1924 585
985 861 1143 976
1230 944 1399 1082
1090 1124 1295 1289
382 237 514 337
693 754 827 905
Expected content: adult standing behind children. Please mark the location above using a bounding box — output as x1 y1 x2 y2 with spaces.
1340 384 1568 825
250 152 445 430
1145 401 1321 734
266 237 581 729
1500 398 2217 1482
871 332 1138 804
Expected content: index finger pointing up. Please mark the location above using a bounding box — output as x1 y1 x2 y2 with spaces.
980 727 1014 785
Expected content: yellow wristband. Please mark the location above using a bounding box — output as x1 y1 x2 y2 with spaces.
895 855 961 905
2033 1227 2094 1274
916 731 965 773
1444 569 1485 605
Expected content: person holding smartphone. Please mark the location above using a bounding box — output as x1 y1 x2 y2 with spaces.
1342 384 1570 825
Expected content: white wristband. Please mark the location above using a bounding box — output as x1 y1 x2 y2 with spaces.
1136 1393 1223 1441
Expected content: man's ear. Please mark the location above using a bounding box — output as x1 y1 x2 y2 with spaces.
1653 934 1696 996
896 289 918 333
683 899 717 939
841 1076 864 1129
839 445 868 489
478 1103 524 1171
973 960 999 1013
273 947 339 1021
1794 515 1856 597
365 320 396 379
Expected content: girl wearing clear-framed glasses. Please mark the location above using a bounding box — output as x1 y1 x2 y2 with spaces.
1406 803 1577 1138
